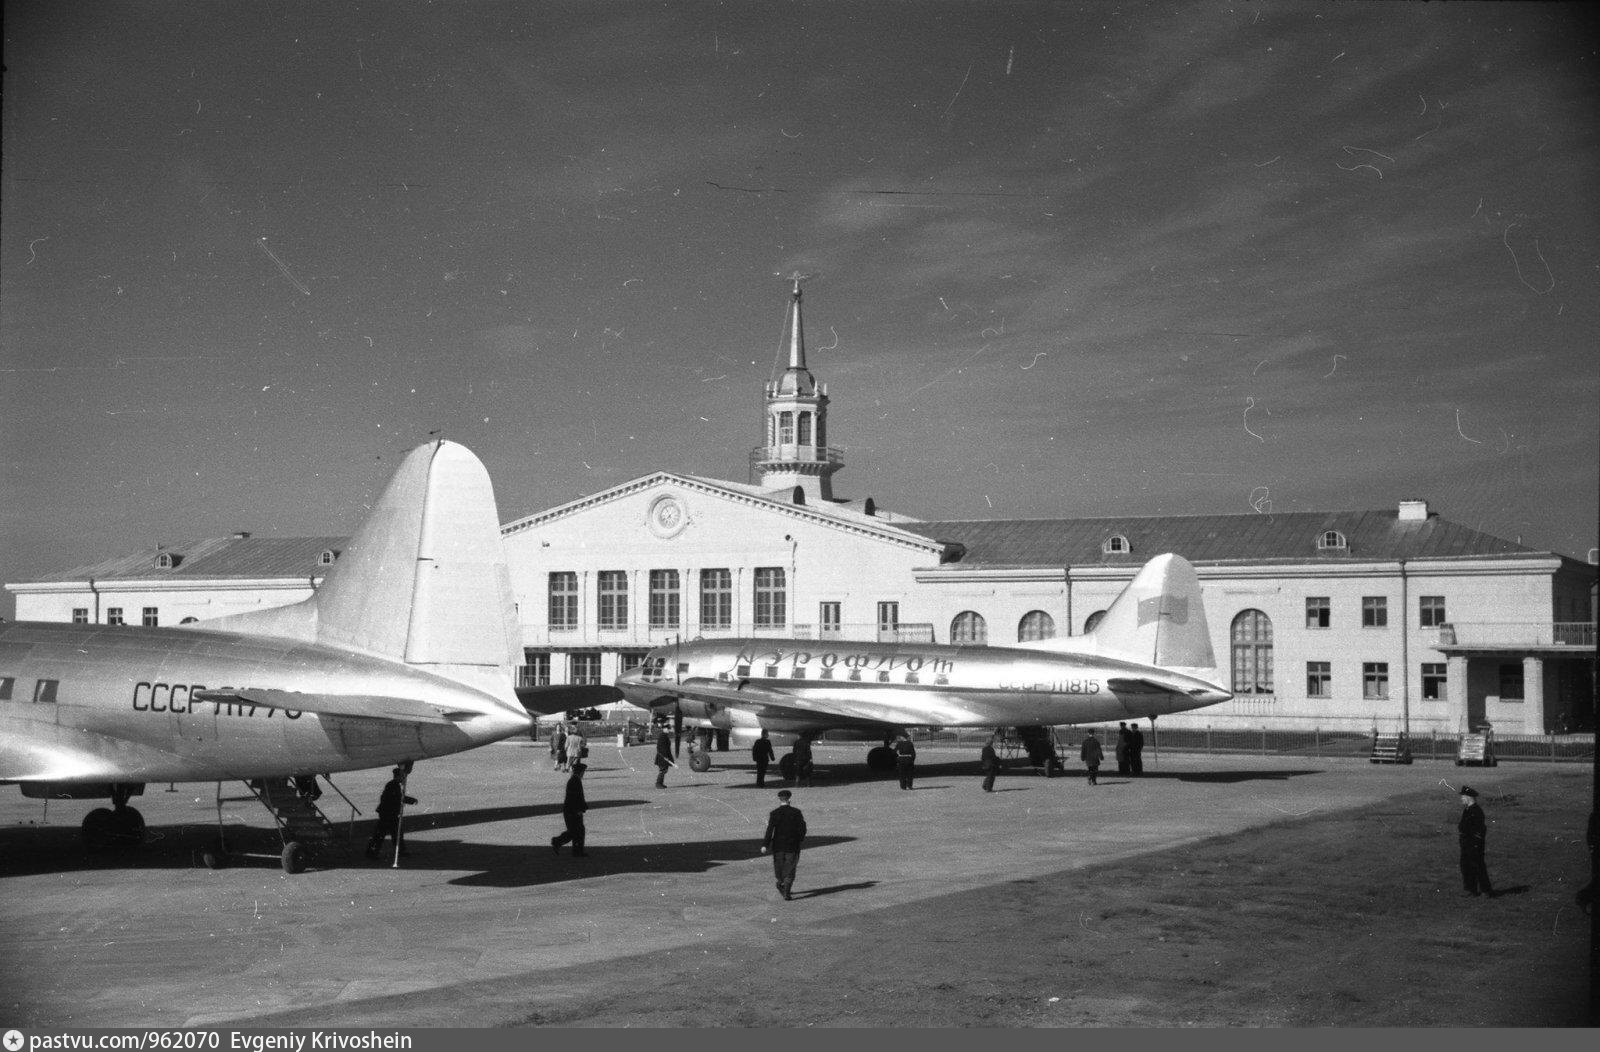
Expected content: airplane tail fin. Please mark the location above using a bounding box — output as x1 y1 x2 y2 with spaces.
1017 554 1218 674
201 441 523 696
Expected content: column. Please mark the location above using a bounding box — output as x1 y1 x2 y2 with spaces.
1522 655 1546 734
1446 654 1470 734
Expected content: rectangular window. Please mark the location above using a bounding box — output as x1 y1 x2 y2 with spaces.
106 607 124 626
71 608 88 624
754 567 786 628
1419 595 1446 628
1306 661 1332 698
597 571 628 630
699 569 732 629
570 653 601 686
548 572 578 631
619 651 647 675
820 602 841 638
1361 597 1387 628
877 601 899 633
1422 663 1447 700
142 606 159 628
520 653 550 687
0 676 13 700
649 569 681 629
1305 597 1330 629
1362 662 1390 700
33 679 59 704
1498 663 1524 700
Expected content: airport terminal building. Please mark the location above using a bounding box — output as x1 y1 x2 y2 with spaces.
10 286 1595 738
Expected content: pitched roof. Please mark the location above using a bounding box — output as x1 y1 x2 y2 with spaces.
900 511 1539 568
22 536 347 583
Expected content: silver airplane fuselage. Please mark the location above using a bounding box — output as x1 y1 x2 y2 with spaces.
1 621 531 785
616 637 1232 734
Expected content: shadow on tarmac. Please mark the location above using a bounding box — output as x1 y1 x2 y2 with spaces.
794 880 879 899
446 834 857 888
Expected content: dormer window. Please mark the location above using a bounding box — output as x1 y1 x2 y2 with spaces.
1102 534 1131 555
1317 530 1348 551
154 552 181 569
318 549 339 566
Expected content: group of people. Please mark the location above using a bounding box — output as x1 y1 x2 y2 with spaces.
548 722 587 773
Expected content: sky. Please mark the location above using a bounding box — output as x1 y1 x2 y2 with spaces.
3 1 1597 618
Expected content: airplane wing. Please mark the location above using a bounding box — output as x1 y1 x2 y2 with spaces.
1106 677 1206 699
514 684 625 715
192 689 481 725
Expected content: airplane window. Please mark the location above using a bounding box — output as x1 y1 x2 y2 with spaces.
905 673 920 684
765 665 780 677
935 674 950 686
877 671 890 683
819 668 834 680
792 667 806 679
736 665 751 678
33 679 59 704
676 662 690 675
0 676 13 700
848 670 862 681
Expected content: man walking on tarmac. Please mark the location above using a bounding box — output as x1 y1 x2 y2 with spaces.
366 766 416 859
894 731 917 790
1080 730 1104 786
550 762 589 857
761 789 807 901
752 729 775 788
654 727 675 788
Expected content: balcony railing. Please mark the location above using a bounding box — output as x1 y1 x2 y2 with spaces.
522 622 937 647
748 444 845 469
1436 621 1596 648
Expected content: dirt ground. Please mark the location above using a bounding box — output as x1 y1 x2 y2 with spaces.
3 744 1592 1029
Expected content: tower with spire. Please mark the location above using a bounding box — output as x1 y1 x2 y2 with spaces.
751 279 841 503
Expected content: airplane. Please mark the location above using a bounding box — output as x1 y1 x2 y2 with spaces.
0 440 599 872
615 553 1232 777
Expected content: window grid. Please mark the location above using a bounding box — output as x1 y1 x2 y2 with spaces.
1422 663 1447 700
1306 661 1332 698
753 567 786 628
820 602 841 636
1419 596 1447 628
1018 610 1056 642
951 611 987 645
106 608 124 626
1361 596 1388 628
1305 597 1330 629
699 569 732 629
648 569 681 629
549 572 578 631
597 571 628 631
1363 662 1390 700
570 653 601 686
142 607 159 628
1231 609 1274 694
72 608 88 624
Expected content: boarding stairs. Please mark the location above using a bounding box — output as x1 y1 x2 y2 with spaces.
209 775 360 873
1368 734 1413 765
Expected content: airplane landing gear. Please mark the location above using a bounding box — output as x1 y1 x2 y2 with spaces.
82 785 146 849
865 745 896 773
778 753 795 782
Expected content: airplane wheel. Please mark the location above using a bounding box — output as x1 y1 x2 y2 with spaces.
202 842 228 870
778 754 795 782
112 807 146 845
689 751 712 773
866 746 896 773
1044 757 1062 779
281 841 308 875
82 808 117 850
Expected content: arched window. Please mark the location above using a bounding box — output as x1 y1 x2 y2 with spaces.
1083 609 1107 633
1102 534 1130 555
950 611 987 645
1317 530 1347 551
1231 609 1273 695
1018 610 1056 642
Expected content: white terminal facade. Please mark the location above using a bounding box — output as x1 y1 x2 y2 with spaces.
10 283 1596 737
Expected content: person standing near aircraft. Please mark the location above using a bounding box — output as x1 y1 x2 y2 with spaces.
980 733 1001 792
1080 730 1104 786
1458 787 1495 897
752 730 775 787
1115 722 1132 775
894 731 917 790
654 728 675 788
366 767 416 859
554 722 568 772
792 736 815 786
568 724 587 769
761 789 807 901
1130 722 1146 775
550 762 588 857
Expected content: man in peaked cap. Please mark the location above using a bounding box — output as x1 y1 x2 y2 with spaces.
761 789 807 900
1458 786 1495 897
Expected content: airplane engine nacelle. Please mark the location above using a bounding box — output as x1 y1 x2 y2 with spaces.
20 781 146 800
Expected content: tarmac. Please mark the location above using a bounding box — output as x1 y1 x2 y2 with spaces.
0 737 1585 1027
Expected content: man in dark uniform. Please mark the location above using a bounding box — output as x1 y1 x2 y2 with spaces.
654 728 675 788
550 762 588 856
893 731 917 790
792 736 814 786
761 789 807 900
1115 722 1132 775
1458 786 1495 897
751 730 775 788
1129 722 1146 775
365 767 416 859
1079 730 1104 786
980 733 1001 792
